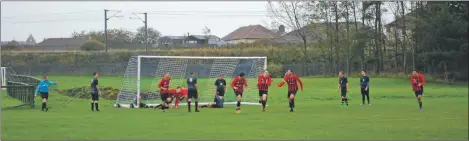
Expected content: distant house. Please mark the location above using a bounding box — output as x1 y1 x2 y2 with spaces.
157 36 185 47
184 35 221 47
36 37 87 51
157 35 221 47
1 34 37 48
221 25 281 44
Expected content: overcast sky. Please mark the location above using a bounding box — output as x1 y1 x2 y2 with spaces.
1 1 395 42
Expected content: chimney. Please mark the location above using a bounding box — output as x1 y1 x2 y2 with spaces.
279 25 285 33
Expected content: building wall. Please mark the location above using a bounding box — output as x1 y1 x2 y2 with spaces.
225 39 257 44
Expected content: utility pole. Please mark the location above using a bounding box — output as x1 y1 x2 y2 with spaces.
130 12 148 51
144 13 148 51
104 9 108 52
104 9 122 52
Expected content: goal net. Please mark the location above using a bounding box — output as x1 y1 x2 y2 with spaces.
115 56 267 108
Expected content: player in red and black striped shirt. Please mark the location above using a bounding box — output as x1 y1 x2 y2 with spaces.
231 72 248 114
258 71 272 112
157 72 171 112
278 70 303 112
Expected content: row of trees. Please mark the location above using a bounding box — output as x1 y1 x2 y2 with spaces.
267 1 468 81
72 26 161 45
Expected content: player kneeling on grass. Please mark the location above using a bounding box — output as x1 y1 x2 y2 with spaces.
258 70 272 112
153 87 187 109
231 72 248 114
90 72 101 112
171 86 188 109
278 70 303 112
200 94 224 108
34 75 59 112
214 74 227 103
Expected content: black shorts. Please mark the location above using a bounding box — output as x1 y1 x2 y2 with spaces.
91 93 99 101
40 92 49 99
160 93 170 101
259 90 268 96
187 89 198 99
287 91 297 98
216 89 225 96
234 90 243 97
360 88 369 95
341 88 347 97
415 86 424 97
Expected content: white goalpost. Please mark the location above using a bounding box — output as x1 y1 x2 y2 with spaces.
115 56 267 108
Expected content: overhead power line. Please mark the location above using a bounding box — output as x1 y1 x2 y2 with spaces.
4 18 102 24
2 10 102 20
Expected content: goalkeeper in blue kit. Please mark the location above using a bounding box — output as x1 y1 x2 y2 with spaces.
34 75 59 112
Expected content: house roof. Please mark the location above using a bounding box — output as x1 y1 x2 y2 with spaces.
163 36 185 40
221 25 280 41
37 38 87 48
189 35 220 40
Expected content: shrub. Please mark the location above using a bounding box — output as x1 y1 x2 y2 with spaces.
81 39 105 51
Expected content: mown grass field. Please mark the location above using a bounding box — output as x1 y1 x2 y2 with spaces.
2 76 468 140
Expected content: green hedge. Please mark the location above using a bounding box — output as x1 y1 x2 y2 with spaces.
1 47 304 77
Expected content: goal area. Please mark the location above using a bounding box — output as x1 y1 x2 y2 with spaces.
115 56 267 108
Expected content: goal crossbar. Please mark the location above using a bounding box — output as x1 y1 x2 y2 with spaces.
137 55 267 59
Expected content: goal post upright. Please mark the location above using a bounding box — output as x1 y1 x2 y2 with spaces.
137 56 141 106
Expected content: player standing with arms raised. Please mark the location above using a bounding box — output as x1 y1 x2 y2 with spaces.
34 75 59 112
278 70 303 112
360 71 370 105
338 71 349 106
214 74 227 101
258 70 272 112
90 72 100 111
411 70 425 111
157 72 171 112
186 72 199 112
231 72 248 114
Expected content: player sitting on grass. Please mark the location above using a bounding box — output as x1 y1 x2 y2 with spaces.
411 70 425 111
258 70 272 112
231 72 248 114
157 72 171 112
132 95 149 108
34 75 59 112
278 70 303 112
199 94 224 108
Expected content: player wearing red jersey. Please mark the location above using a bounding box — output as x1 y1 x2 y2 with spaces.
411 70 425 111
278 70 303 112
231 72 248 114
258 71 272 112
174 87 188 109
157 72 171 112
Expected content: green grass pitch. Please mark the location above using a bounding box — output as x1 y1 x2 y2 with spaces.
2 76 468 140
